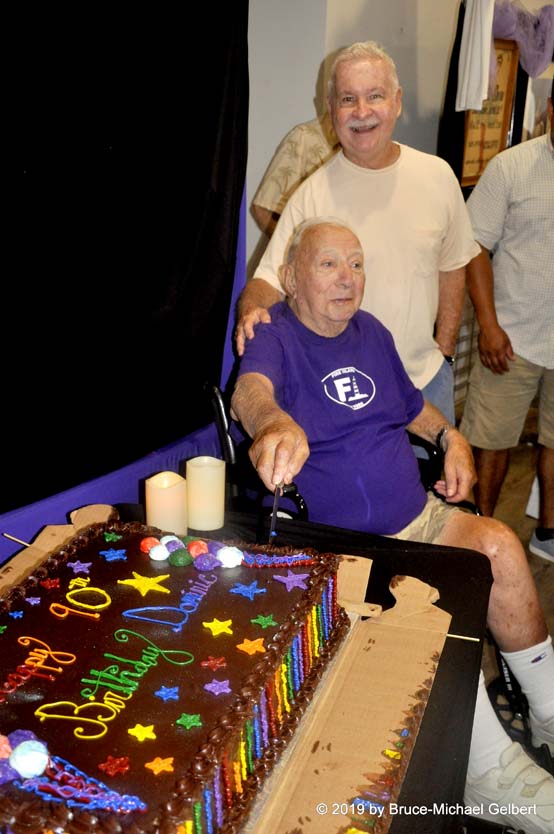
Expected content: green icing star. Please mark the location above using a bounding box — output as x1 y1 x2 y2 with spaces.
0 625 7 634
176 712 202 730
104 531 123 542
251 614 277 629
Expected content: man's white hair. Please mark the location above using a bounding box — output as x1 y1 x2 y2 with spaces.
327 40 399 98
284 216 359 266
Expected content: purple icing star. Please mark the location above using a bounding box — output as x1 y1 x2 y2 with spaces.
26 597 41 606
99 548 127 562
273 571 310 592
67 560 92 574
154 685 180 702
204 678 231 696
229 581 267 601
194 552 221 572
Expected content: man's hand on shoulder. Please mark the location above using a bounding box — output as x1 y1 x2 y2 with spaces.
478 324 515 374
235 279 283 356
434 428 477 503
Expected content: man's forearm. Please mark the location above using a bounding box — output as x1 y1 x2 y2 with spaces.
466 245 499 328
435 267 466 356
251 203 280 237
231 373 287 437
407 400 455 447
237 278 283 320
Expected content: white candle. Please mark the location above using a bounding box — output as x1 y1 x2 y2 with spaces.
186 456 226 531
145 471 188 536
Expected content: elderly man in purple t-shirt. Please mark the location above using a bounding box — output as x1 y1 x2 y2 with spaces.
231 218 554 834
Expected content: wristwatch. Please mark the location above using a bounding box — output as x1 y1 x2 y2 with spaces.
443 354 455 366
435 425 451 451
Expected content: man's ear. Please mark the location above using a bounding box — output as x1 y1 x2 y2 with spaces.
279 263 296 297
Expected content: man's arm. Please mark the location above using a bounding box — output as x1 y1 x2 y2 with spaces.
407 400 477 503
235 279 284 356
435 266 466 357
251 204 280 238
231 372 309 490
467 245 514 374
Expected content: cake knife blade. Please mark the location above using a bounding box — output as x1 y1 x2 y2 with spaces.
268 482 283 543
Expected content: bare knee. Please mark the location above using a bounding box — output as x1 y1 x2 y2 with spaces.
468 517 531 579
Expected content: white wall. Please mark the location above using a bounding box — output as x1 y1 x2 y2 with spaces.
247 0 326 274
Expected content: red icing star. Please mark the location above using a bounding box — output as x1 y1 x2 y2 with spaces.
40 578 60 590
200 655 227 671
98 755 130 777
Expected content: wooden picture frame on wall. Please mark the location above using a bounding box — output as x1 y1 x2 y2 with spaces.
461 39 520 187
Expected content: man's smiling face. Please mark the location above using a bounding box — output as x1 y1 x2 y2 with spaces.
328 58 402 170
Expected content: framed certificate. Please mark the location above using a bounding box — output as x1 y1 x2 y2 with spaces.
461 39 520 187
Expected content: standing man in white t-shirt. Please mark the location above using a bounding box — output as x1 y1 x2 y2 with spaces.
236 40 480 423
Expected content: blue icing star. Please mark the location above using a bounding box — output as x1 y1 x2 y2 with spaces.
154 685 180 702
204 678 231 696
9 611 23 619
99 548 127 562
229 580 267 601
67 560 92 574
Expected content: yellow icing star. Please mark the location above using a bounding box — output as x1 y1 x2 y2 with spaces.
128 723 157 741
236 637 266 655
117 572 171 597
203 618 233 636
145 756 174 775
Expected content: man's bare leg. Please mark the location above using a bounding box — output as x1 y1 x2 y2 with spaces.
472 448 510 517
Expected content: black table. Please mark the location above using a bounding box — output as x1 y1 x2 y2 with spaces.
202 510 494 834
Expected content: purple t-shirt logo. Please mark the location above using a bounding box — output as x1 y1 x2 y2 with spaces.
321 367 376 410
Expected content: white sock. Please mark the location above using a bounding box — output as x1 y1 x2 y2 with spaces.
501 636 554 723
467 670 513 780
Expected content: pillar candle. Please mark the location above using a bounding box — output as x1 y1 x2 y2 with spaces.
145 471 188 536
186 456 225 530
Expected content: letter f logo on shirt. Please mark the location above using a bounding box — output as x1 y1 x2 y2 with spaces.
322 367 376 411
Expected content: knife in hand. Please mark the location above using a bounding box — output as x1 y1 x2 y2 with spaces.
268 481 284 543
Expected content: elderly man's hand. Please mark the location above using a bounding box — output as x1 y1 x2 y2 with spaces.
248 416 310 492
236 307 272 356
433 429 477 503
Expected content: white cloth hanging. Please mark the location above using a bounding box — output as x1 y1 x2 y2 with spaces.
456 0 496 111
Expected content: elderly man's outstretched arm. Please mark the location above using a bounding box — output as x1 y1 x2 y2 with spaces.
231 372 309 491
407 400 477 503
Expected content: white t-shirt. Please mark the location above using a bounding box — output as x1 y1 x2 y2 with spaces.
467 133 554 369
254 144 480 389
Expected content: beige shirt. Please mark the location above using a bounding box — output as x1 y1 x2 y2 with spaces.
252 114 339 215
254 145 480 389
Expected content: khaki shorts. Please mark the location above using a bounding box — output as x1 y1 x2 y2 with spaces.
388 493 460 544
459 353 554 450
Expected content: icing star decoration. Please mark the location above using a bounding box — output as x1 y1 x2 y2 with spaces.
100 548 127 562
236 637 266 656
230 580 267 601
204 678 231 696
155 685 180 702
176 713 202 730
251 614 277 629
118 572 171 597
203 618 233 636
128 723 157 742
145 756 174 775
98 755 130 777
200 655 227 671
67 560 92 574
104 531 123 542
273 571 309 592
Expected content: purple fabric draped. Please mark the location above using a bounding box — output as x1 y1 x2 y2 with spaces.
493 1 554 78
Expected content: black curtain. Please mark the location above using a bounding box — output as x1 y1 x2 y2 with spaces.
7 6 249 513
